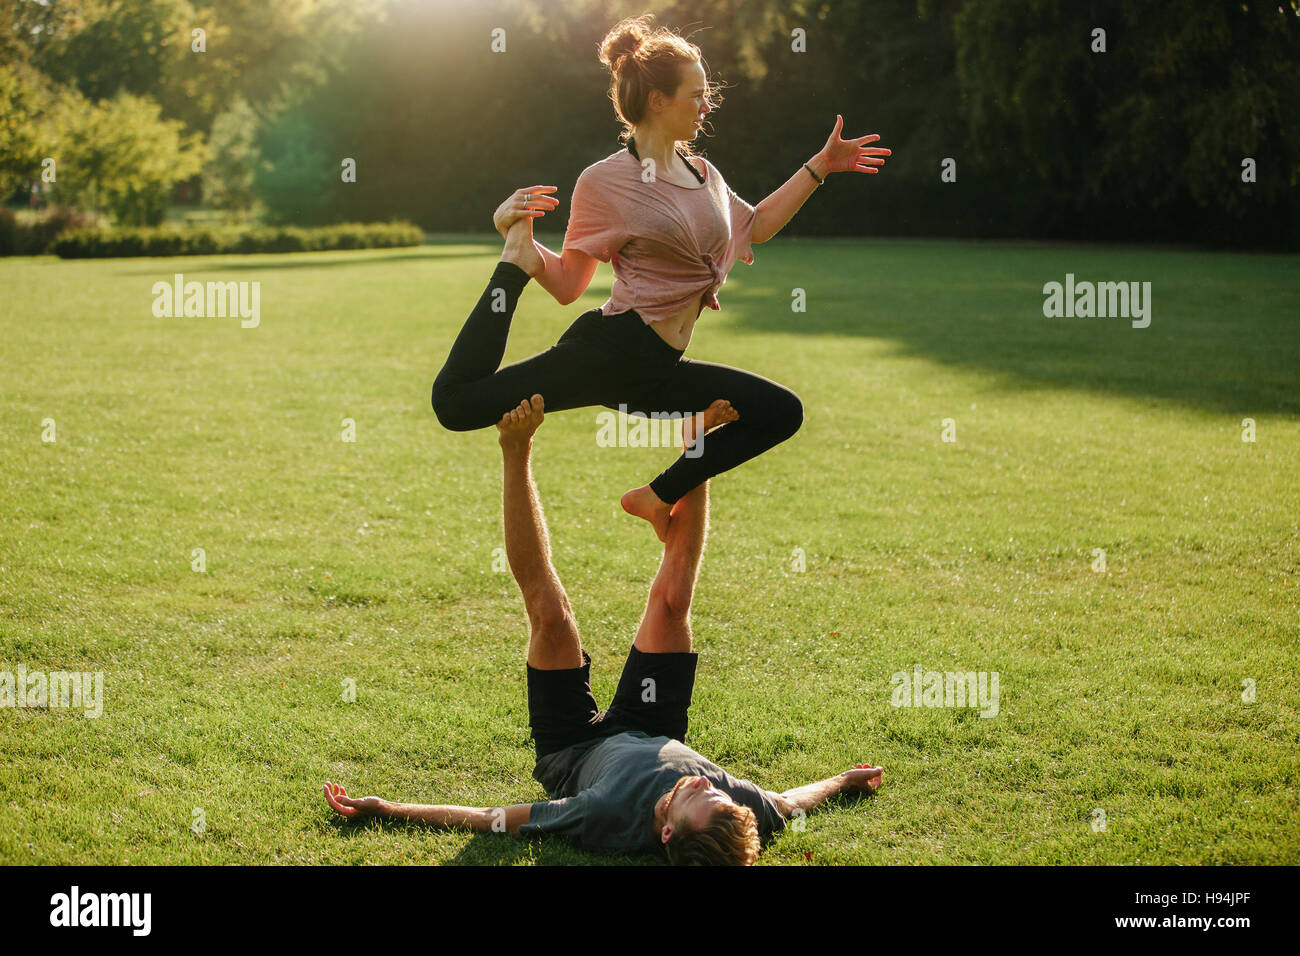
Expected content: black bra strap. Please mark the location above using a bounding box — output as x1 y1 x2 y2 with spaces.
626 136 705 184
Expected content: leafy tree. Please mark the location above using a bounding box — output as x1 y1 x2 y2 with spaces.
10 0 381 134
0 0 83 68
51 90 207 224
253 108 333 224
951 0 1300 242
31 0 195 104
0 63 51 198
202 95 262 215
162 0 384 134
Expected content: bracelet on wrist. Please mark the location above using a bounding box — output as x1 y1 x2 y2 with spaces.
802 162 824 185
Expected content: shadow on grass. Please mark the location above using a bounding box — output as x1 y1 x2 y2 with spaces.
327 814 657 866
446 833 657 866
724 239 1300 416
112 244 498 275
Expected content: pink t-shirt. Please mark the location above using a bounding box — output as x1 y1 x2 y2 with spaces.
561 148 757 324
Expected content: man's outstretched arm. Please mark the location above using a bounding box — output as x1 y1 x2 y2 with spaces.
769 765 884 819
324 782 533 835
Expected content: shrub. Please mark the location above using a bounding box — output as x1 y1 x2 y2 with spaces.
51 221 424 258
0 206 97 255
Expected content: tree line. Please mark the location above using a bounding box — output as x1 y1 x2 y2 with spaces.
2 0 1295 247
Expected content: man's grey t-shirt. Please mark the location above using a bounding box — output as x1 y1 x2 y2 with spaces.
519 730 785 855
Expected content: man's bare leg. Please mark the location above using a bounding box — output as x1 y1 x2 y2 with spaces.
621 400 738 543
497 394 582 669
632 412 719 653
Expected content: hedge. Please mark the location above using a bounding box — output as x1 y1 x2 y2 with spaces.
50 221 425 258
0 207 97 256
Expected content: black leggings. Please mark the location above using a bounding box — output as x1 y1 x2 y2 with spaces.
431 261 803 504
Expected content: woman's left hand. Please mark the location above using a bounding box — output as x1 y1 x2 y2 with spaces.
819 114 891 174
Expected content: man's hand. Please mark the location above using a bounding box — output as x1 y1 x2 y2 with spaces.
323 781 384 820
839 764 884 793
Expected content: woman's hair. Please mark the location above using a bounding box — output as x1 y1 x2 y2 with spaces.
597 14 725 156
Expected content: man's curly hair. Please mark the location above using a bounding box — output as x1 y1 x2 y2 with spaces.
663 780 761 866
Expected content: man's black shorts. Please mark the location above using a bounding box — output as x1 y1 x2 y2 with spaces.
526 644 698 760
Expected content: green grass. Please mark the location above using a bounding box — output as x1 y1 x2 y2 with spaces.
1 236 1297 865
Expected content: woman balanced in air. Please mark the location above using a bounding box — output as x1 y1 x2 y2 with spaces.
432 14 889 540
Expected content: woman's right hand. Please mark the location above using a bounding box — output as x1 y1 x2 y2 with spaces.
494 185 559 238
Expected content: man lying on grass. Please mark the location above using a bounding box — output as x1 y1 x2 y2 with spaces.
324 394 882 864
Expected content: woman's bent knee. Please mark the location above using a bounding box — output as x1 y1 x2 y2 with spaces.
770 388 804 440
430 383 478 432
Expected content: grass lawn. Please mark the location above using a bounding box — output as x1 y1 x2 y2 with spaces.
1 236 1297 865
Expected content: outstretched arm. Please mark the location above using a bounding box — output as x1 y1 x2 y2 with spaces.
768 765 883 819
324 783 533 835
752 115 891 244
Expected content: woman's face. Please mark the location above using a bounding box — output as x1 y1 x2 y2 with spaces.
656 60 712 141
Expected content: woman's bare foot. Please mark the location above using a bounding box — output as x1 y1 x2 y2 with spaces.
501 217 544 277
682 399 738 447
497 394 545 448
621 484 672 542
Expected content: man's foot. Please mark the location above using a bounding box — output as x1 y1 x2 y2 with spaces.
497 394 545 448
681 399 738 447
501 217 544 277
621 484 672 542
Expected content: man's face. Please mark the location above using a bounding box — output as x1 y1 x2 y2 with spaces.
662 774 735 842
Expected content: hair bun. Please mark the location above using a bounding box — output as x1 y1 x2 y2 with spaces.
600 19 648 70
